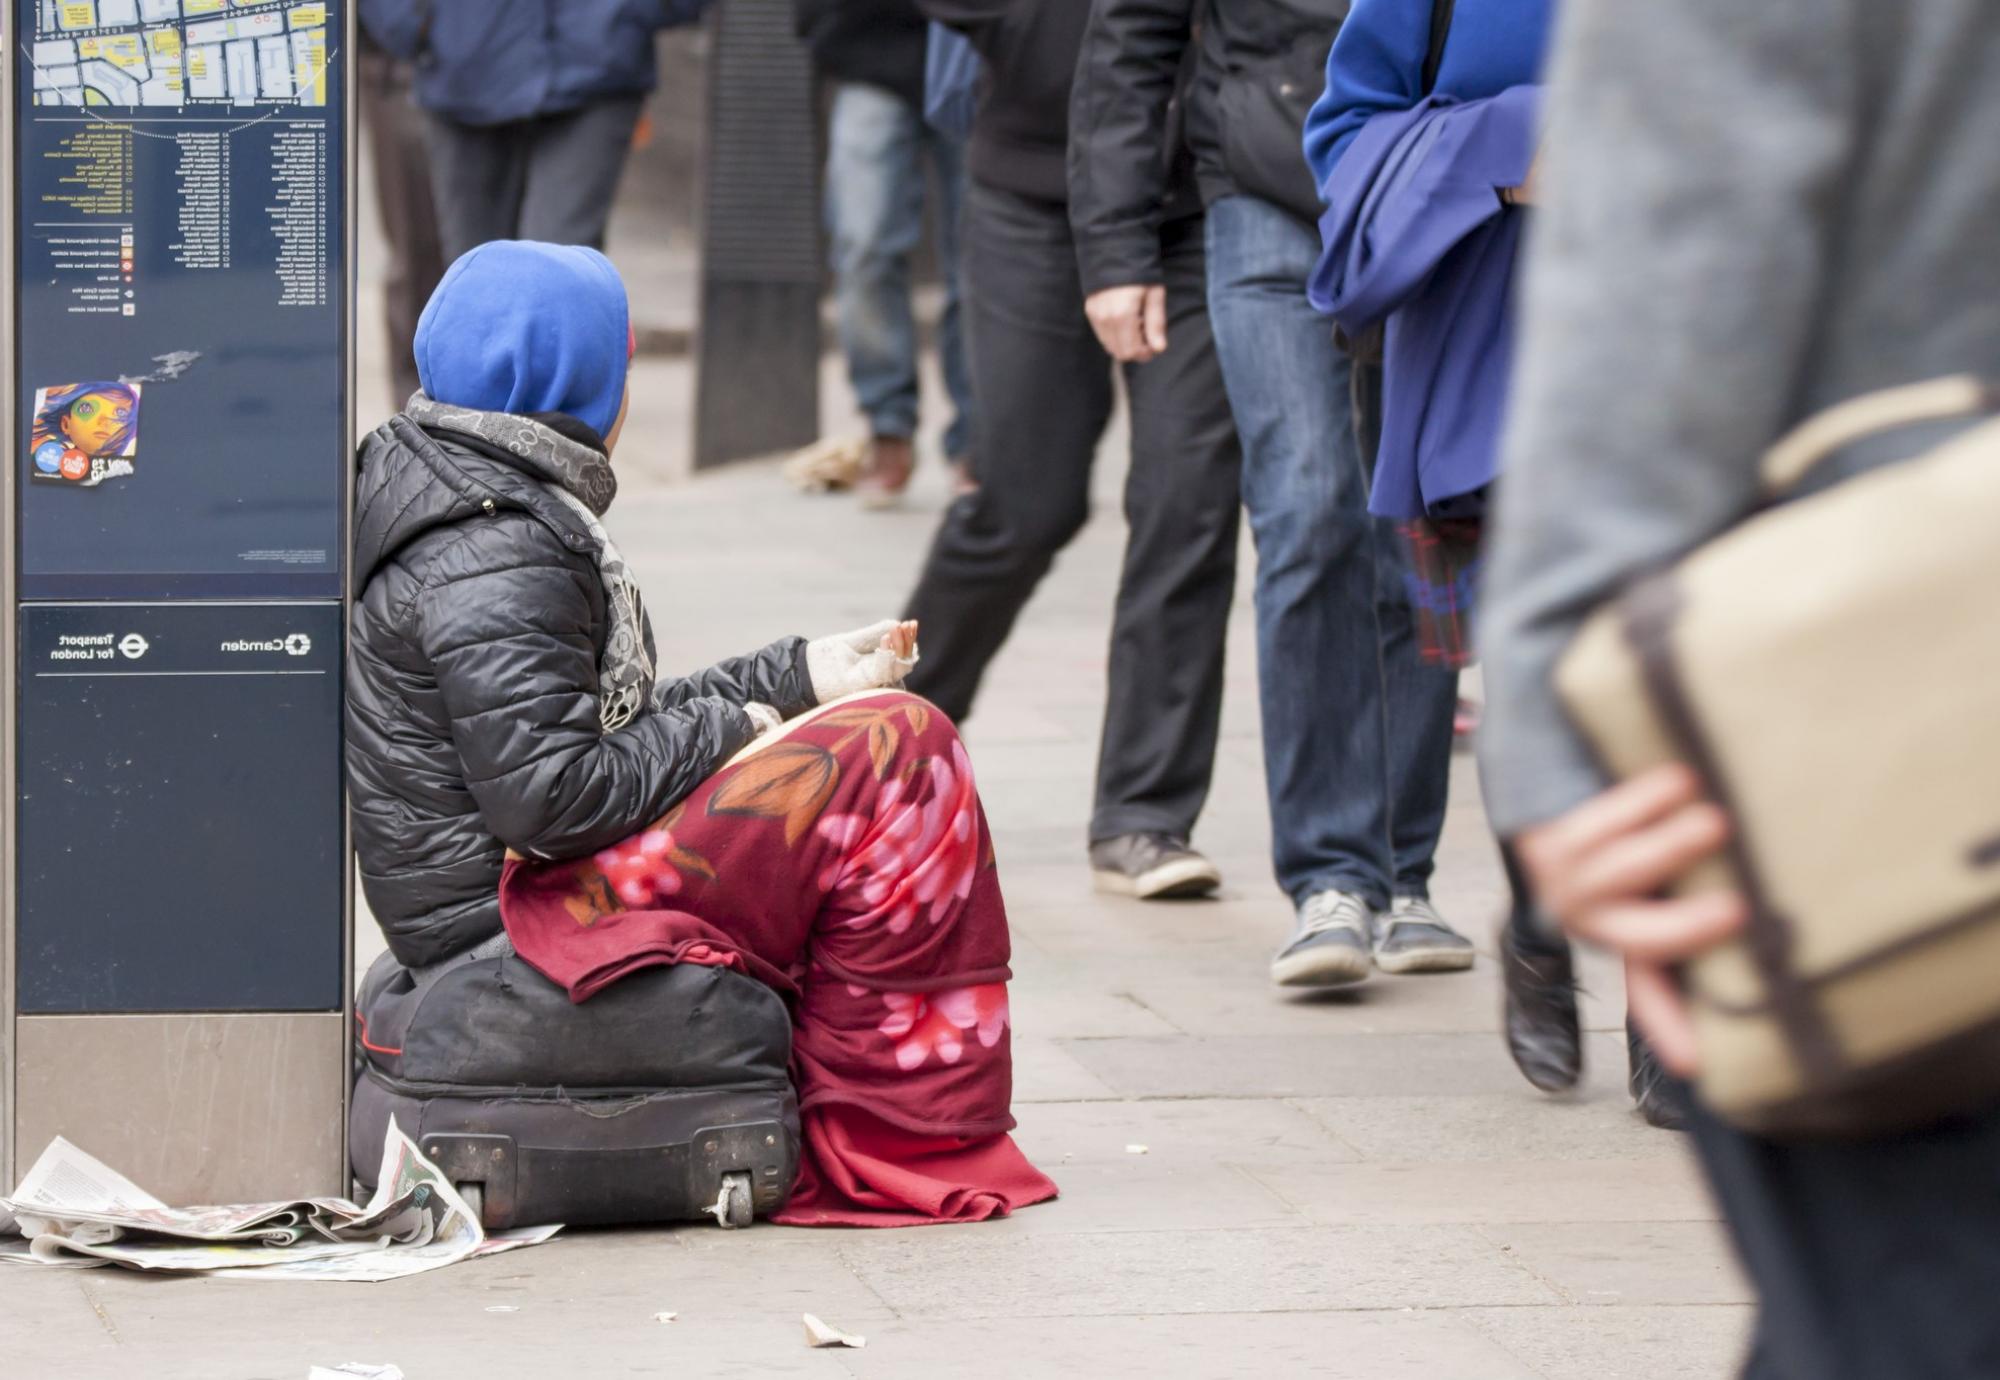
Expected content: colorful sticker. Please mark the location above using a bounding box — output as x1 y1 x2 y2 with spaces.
29 381 141 487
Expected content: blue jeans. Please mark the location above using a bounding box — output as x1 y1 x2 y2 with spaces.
1205 195 1456 908
826 83 972 459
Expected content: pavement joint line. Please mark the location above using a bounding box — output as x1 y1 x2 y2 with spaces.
1109 987 1188 1035
1472 1223 1584 1306
74 1276 124 1346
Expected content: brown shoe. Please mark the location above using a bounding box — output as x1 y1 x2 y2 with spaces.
857 435 915 510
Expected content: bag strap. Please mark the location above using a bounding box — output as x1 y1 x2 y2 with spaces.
1422 0 1457 95
1760 375 1997 495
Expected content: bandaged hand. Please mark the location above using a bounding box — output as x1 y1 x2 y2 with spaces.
806 621 920 703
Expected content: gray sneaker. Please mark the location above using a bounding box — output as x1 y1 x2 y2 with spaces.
1271 890 1374 988
1090 833 1222 900
1372 896 1476 974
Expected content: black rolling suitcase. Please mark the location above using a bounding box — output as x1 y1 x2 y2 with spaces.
350 946 800 1230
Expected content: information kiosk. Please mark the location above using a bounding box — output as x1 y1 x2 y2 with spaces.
2 0 352 1200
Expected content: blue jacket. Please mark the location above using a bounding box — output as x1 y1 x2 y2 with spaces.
1308 89 1540 520
1303 0 1550 188
360 0 711 127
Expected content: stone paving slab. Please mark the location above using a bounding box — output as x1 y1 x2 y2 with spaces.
829 1311 1549 1380
1480 1221 1753 1307
831 1224 1562 1320
1460 1305 1755 1380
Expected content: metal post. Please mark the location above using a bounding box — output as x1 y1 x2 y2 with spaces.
5 0 354 1202
3 0 22 1193
693 0 822 469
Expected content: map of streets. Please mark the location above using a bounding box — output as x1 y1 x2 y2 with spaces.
29 0 329 108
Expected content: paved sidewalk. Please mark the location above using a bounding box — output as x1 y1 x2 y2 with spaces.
2 397 1752 1376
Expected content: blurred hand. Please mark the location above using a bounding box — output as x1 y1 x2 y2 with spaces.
743 702 784 737
1085 285 1169 363
1514 763 1747 1075
1502 155 1540 206
806 621 921 703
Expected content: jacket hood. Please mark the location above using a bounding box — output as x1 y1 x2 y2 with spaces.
352 410 604 588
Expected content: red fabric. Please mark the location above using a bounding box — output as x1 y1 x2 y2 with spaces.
499 692 1058 1227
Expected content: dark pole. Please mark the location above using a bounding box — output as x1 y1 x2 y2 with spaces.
694 0 823 469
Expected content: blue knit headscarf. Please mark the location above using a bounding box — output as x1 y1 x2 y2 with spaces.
413 241 632 442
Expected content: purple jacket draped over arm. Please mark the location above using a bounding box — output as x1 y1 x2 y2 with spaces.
1308 87 1541 520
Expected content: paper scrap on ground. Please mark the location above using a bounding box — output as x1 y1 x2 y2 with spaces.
803 1313 867 1349
0 1122 561 1281
653 1312 679 1323
307 1366 405 1380
1126 1145 1149 1155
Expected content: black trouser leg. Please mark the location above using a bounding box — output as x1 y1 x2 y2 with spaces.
422 114 529 265
519 97 644 251
904 184 1113 721
1687 1094 2000 1379
358 47 445 404
1090 216 1241 843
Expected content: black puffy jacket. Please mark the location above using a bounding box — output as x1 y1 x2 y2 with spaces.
347 411 815 968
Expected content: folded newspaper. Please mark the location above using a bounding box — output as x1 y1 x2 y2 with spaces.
0 1120 559 1281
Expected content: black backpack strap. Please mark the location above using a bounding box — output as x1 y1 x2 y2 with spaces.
1422 0 1457 95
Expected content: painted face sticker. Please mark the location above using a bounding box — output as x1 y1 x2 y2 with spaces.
29 381 142 486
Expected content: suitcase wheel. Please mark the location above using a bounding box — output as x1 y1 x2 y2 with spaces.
707 1171 754 1230
457 1181 486 1227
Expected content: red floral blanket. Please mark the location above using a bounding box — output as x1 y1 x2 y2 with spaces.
499 692 1057 1227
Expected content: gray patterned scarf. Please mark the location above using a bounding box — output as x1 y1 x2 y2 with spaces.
407 394 653 732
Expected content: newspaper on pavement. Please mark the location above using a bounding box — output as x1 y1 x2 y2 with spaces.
0 1120 561 1281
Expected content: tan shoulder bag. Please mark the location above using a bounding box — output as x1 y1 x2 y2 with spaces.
1556 376 2000 1138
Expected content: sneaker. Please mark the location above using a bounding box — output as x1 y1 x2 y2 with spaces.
1371 896 1476 974
857 435 915 510
1090 833 1222 900
1271 890 1374 988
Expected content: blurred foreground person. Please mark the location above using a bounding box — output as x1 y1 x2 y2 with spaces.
1480 2 2000 1373
1070 0 1468 985
795 0 975 504
903 0 1241 903
359 0 710 261
349 242 1055 1226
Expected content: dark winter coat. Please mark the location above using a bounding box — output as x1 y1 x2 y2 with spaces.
358 0 712 127
794 0 929 107
1069 0 1349 291
918 0 1100 203
347 411 814 969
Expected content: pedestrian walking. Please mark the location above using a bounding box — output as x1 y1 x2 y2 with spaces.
1479 1 2000 1372
899 0 1241 904
349 241 1056 1226
1305 0 1642 1099
357 0 711 263
1069 0 1468 983
357 24 444 405
795 0 976 506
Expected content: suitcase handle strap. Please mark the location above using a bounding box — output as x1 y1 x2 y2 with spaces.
1761 375 1997 495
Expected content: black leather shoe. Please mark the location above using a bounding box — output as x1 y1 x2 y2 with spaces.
1628 1021 1689 1131
1502 925 1584 1093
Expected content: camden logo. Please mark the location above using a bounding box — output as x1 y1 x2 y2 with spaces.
220 633 313 657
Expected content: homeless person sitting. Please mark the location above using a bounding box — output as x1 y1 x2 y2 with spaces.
346 240 1057 1227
